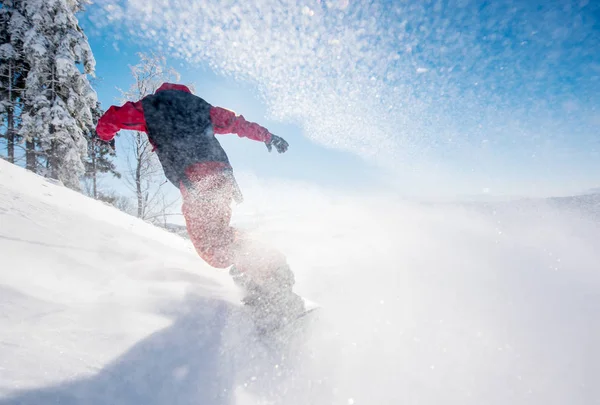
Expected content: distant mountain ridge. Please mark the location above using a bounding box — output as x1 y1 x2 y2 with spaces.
450 191 600 221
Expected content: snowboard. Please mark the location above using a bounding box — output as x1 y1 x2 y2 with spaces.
250 296 322 358
278 296 321 330
252 296 322 337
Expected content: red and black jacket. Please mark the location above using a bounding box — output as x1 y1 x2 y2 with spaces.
96 83 273 188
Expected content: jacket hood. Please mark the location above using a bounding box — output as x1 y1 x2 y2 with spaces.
155 83 192 94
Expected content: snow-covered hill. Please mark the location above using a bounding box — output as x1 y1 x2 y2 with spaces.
1 159 599 404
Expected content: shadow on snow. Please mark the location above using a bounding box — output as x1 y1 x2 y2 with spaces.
1 292 327 405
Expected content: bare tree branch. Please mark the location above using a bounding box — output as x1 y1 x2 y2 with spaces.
117 51 186 223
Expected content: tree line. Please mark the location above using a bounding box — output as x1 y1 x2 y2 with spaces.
0 0 185 228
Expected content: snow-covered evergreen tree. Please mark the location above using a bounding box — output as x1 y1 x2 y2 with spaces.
17 0 98 190
0 1 29 164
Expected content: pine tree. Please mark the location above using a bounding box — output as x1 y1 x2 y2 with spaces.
0 1 29 164
17 0 98 190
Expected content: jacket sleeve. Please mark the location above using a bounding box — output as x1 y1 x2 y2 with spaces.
96 101 147 141
210 106 272 143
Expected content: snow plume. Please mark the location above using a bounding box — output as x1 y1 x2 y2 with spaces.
88 0 598 179
88 0 428 168
231 176 600 405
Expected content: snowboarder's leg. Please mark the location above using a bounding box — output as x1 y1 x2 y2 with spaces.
180 162 237 268
180 162 305 330
229 238 306 332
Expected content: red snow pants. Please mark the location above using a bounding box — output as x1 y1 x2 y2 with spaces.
180 162 238 268
180 162 287 278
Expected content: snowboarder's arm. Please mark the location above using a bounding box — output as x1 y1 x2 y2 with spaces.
96 101 147 141
210 106 272 143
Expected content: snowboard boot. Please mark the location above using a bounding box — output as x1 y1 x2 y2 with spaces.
229 264 306 333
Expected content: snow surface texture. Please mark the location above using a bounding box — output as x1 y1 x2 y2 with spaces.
1 159 599 404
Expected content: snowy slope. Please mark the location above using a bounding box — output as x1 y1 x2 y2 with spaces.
1 159 600 405
0 159 247 403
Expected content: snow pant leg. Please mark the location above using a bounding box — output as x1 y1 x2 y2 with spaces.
180 162 293 291
180 163 237 269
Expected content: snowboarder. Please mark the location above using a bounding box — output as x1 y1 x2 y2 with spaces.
95 83 305 330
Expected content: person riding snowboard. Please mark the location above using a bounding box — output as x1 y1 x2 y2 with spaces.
95 82 305 330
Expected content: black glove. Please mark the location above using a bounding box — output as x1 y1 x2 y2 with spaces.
265 134 289 153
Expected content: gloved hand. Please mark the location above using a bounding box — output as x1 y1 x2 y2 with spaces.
265 134 289 153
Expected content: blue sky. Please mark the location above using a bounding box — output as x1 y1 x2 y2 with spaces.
79 0 600 201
